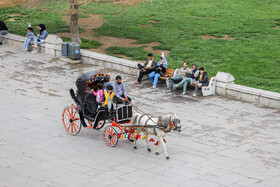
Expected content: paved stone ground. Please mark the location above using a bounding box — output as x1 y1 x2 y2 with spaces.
0 45 280 187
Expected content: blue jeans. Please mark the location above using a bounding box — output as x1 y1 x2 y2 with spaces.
34 37 45 46
24 38 32 51
169 75 183 91
178 77 193 92
149 71 161 86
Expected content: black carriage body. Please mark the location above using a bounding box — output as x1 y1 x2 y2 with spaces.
75 71 110 110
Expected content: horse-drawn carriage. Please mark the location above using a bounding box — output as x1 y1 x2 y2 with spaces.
62 71 133 145
62 71 181 158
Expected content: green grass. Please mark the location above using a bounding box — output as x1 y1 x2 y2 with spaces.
0 6 69 35
105 46 160 61
61 37 102 49
90 0 280 93
1 0 280 93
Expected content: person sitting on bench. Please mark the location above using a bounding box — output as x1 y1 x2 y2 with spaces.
174 64 199 95
166 61 190 93
134 53 157 84
113 75 131 104
192 67 208 97
149 53 168 88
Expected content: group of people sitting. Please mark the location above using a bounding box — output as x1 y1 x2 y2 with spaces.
89 75 131 119
24 24 48 53
134 53 209 96
0 20 48 53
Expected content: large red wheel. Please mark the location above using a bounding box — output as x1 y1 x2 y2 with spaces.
62 105 81 135
104 126 118 147
87 120 106 130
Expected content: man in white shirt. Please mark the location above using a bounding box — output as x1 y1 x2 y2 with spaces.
135 53 157 84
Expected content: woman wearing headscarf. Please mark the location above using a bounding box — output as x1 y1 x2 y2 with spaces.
32 24 48 53
149 52 168 88
0 20 8 45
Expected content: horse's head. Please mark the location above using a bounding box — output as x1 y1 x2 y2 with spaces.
169 114 181 132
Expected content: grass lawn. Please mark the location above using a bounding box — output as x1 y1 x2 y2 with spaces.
1 0 280 93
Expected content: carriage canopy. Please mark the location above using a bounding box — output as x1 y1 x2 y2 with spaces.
75 71 110 104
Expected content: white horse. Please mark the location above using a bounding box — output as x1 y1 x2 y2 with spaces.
130 113 181 159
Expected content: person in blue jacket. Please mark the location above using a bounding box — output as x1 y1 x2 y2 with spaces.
32 24 48 53
24 27 34 51
149 52 168 88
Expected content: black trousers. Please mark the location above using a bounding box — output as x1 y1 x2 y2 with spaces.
137 63 154 82
116 94 132 104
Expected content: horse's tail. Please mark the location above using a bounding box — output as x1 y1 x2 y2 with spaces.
131 113 141 126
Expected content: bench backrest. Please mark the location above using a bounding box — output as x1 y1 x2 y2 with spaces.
165 68 175 77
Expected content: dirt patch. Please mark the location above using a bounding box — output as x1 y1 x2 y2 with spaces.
199 34 235 40
140 24 152 28
273 21 279 29
0 0 22 8
9 14 25 17
57 13 170 59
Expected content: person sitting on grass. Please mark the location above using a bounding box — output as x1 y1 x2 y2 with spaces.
102 85 117 119
32 24 48 53
91 82 104 106
134 53 157 84
113 75 131 104
166 61 190 92
149 52 168 88
174 64 199 95
192 67 209 97
0 20 8 45
24 27 34 51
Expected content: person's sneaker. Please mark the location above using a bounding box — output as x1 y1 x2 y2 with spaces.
174 84 179 89
134 81 141 84
166 89 171 93
152 85 157 89
182 92 186 95
193 92 197 97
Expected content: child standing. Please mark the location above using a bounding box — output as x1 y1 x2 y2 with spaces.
24 27 34 51
91 83 104 106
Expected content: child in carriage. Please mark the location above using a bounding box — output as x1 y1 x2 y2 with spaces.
102 85 117 119
90 82 104 106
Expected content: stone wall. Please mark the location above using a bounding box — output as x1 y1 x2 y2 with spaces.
3 34 280 109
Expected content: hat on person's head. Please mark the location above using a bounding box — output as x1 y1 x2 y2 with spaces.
148 53 153 57
107 85 113 90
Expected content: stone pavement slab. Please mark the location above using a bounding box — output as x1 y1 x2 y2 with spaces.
0 45 280 186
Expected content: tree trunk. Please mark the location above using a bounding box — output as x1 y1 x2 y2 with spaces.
70 0 81 44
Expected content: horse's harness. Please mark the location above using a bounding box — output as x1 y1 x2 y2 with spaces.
137 114 176 135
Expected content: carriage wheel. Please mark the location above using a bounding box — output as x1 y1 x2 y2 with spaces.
104 126 118 147
62 105 81 135
87 120 106 130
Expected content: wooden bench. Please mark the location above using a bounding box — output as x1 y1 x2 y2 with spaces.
147 68 175 80
159 68 175 80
